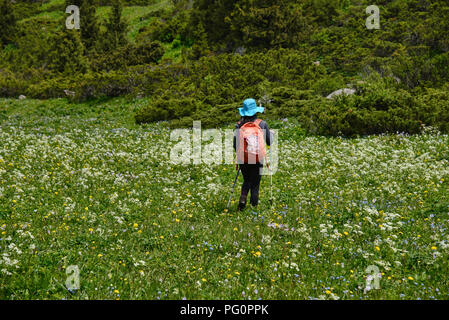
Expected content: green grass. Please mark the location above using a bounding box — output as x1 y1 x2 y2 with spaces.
124 1 171 43
39 0 65 12
19 10 64 24
125 7 158 43
161 41 184 62
1 98 449 300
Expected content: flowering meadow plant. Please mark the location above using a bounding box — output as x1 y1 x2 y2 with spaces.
0 98 449 300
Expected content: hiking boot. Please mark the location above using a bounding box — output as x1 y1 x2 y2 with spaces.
250 200 259 207
238 201 247 211
238 194 247 211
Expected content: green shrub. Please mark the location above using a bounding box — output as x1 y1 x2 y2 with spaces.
26 78 70 99
310 74 347 97
135 98 202 124
417 88 449 133
192 103 240 128
0 69 26 98
72 71 141 101
90 41 164 72
298 80 424 136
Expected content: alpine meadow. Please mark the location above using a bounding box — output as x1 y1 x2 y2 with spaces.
1 0 449 302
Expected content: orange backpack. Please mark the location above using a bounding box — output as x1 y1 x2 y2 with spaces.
236 119 267 165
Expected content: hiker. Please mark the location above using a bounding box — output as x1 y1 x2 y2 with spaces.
233 98 272 211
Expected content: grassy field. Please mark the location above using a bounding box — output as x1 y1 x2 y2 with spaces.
1 98 449 300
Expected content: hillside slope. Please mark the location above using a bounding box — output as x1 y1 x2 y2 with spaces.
0 0 448 135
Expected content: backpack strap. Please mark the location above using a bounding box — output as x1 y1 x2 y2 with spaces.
253 119 268 165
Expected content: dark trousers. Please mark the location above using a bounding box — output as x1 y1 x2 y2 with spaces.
239 164 263 207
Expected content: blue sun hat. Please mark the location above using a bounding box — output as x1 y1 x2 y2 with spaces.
239 98 265 117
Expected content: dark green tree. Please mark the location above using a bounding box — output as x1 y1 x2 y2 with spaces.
65 0 82 7
302 0 342 26
189 0 234 47
229 0 309 49
65 0 99 50
102 0 127 50
189 0 309 51
49 28 88 75
0 0 17 47
80 0 100 51
187 22 209 60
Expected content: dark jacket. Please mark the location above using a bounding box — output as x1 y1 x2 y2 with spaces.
233 115 272 151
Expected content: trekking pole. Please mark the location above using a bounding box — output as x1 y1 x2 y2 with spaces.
269 147 273 207
227 166 241 210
